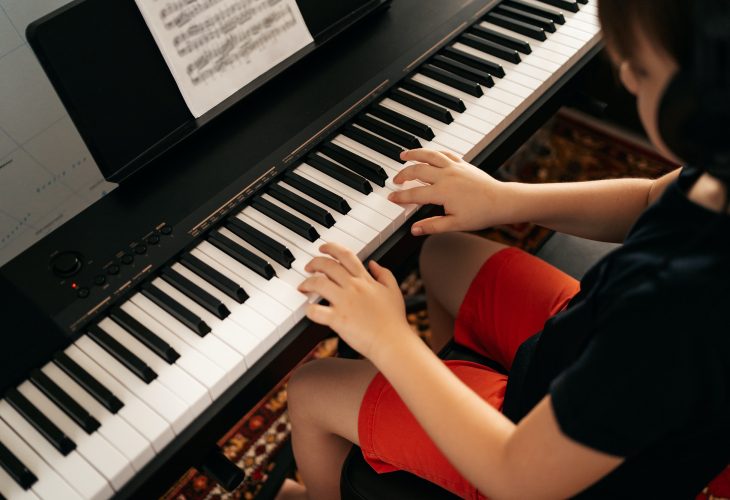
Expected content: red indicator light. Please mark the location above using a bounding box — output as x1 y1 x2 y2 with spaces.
71 282 78 289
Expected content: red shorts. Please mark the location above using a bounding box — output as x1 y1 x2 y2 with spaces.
357 247 581 499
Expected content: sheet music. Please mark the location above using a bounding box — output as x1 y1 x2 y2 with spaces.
0 0 116 268
135 0 315 118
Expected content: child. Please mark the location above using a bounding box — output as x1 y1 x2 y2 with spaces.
278 1 730 498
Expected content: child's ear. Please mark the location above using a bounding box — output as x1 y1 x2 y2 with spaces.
619 61 639 95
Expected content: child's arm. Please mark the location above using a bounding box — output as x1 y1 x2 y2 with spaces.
300 243 624 499
389 149 680 243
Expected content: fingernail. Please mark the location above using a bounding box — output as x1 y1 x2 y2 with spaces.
400 150 408 160
388 192 396 201
412 226 423 236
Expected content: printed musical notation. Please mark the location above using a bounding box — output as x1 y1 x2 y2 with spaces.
0 0 116 267
135 0 314 117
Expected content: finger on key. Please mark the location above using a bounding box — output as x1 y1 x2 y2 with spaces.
319 243 367 278
411 215 459 236
393 163 442 185
306 304 334 326
304 257 352 287
400 149 453 167
440 150 463 162
298 275 341 303
388 185 439 206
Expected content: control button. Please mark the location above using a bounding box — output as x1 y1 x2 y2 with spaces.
134 244 147 255
94 275 107 286
51 252 82 277
160 225 173 235
146 234 160 245
121 253 134 265
76 287 90 299
107 264 120 275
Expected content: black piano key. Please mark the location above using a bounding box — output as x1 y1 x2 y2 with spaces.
282 172 351 215
460 33 521 64
389 88 453 124
225 217 294 269
109 307 181 364
350 115 421 150
420 64 484 96
496 5 556 32
268 184 336 228
576 0 588 4
431 54 497 86
5 388 75 456
306 153 373 196
442 46 506 79
0 440 37 490
180 253 249 304
368 104 435 140
225 217 296 269
209 231 277 278
341 124 406 164
401 78 467 112
251 196 320 243
141 283 211 337
536 0 579 11
469 25 531 54
485 12 547 41
29 369 100 434
320 141 390 184
87 325 157 384
161 267 230 320
503 0 565 24
53 353 124 414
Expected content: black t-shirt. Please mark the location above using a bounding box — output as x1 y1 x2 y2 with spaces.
501 167 730 498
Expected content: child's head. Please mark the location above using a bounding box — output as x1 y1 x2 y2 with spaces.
598 1 692 162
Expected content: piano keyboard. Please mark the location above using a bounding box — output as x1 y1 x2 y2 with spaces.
0 1 600 497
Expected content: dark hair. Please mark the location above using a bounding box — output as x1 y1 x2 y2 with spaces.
598 0 694 66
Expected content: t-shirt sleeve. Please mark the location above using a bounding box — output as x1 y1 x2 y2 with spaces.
549 299 703 457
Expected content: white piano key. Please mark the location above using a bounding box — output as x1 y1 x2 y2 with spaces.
217 215 313 276
194 241 305 330
119 301 230 399
258 194 369 259
196 238 306 315
548 31 584 50
0 465 40 499
0 416 81 500
296 163 404 225
17 382 133 492
0 400 111 500
41 362 153 472
378 98 478 153
556 23 595 42
407 75 515 119
217 226 306 288
275 181 381 255
129 293 247 383
64 345 173 453
171 263 280 357
190 245 302 332
98 318 211 418
327 136 426 212
239 206 328 258
294 167 395 236
151 277 269 366
74 336 192 435
479 21 573 59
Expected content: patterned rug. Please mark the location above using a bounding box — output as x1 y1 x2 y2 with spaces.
161 110 729 499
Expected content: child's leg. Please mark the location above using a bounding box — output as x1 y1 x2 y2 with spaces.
286 357 378 500
420 233 509 353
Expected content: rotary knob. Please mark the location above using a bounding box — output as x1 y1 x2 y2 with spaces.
51 252 83 277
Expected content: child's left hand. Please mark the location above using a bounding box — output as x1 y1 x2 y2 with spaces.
298 243 412 362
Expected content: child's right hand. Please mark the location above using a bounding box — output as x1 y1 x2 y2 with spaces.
388 149 518 236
